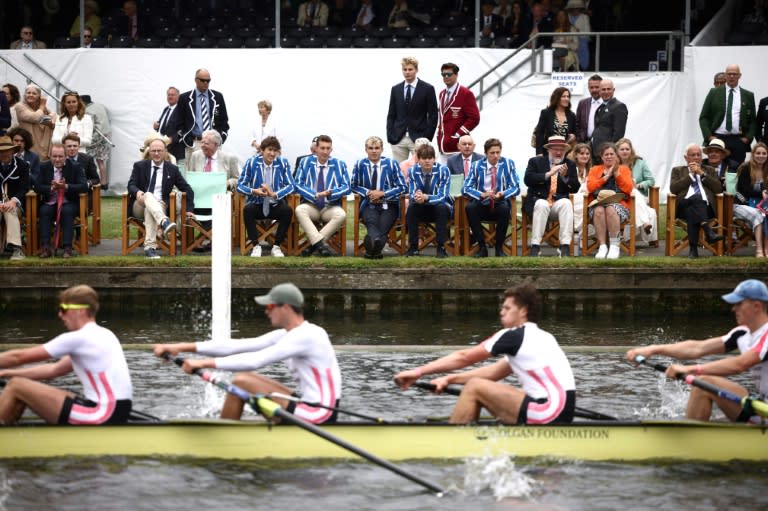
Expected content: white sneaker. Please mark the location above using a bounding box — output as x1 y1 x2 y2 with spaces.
251 245 262 257
271 245 284 257
10 247 25 260
607 245 620 259
595 244 608 259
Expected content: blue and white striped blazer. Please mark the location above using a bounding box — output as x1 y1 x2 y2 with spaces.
351 157 406 212
407 163 454 214
236 155 295 206
462 157 520 203
295 155 350 207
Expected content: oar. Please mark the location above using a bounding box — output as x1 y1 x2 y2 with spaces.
162 354 445 495
634 355 768 417
412 381 618 421
0 378 162 423
267 391 388 423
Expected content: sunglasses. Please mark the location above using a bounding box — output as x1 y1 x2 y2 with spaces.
441 72 455 77
58 303 90 314
264 303 284 312
196 78 211 83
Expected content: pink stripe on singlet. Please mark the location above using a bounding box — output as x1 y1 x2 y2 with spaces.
751 330 768 358
525 366 566 424
69 371 117 425
295 367 336 424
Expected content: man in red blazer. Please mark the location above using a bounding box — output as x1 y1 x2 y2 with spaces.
436 63 480 160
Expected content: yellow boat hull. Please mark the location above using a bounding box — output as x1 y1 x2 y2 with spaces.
1 420 766 462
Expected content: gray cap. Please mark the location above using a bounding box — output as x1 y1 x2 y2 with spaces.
722 279 768 304
254 283 304 308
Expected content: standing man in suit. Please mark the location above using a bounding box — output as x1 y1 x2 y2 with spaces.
127 139 194 259
436 63 480 162
386 56 438 163
524 135 580 257
9 26 47 49
575 74 602 143
153 86 184 162
755 94 767 144
699 64 756 164
462 138 520 258
669 143 724 259
446 135 483 176
294 135 350 256
35 144 87 259
591 79 628 161
351 136 407 259
175 69 230 164
187 130 240 191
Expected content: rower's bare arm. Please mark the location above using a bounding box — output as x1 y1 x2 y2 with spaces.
436 358 511 387
153 342 198 357
395 344 489 389
670 349 761 378
627 337 725 363
0 356 73 380
0 345 51 369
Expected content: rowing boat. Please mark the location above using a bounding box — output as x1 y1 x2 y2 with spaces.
2 419 766 462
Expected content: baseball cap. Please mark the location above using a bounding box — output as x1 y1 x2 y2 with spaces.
721 280 768 304
254 283 304 308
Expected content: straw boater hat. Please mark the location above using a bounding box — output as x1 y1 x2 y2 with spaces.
702 138 731 157
565 0 586 10
588 189 625 208
0 136 16 151
543 135 569 149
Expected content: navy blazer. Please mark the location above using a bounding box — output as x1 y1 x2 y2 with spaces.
159 105 185 161
446 151 483 176
1 156 30 210
757 96 768 143
18 150 40 187
0 93 10 134
35 159 87 204
175 89 230 148
69 152 100 189
591 97 628 152
386 79 438 145
523 155 580 216
127 159 194 214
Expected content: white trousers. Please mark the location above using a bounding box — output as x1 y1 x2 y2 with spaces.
531 198 573 245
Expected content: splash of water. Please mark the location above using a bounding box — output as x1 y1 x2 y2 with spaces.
462 455 536 501
0 466 11 511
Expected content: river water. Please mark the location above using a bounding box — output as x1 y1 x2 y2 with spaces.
1 308 766 510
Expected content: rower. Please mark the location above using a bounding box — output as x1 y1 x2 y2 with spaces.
0 285 133 425
394 282 576 425
627 279 768 423
153 282 342 424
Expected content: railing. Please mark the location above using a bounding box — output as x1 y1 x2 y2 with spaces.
468 30 685 111
0 53 71 106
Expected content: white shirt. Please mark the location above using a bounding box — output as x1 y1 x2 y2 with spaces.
587 97 602 138
150 162 163 197
716 86 742 135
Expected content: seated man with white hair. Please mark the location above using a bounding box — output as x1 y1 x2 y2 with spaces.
187 129 240 191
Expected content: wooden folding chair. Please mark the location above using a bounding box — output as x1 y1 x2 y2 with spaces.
665 193 724 256
352 195 407 256
87 184 101 245
406 199 462 256
29 190 89 256
238 192 295 256
520 195 573 256
582 194 636 257
293 196 348 256
460 196 518 256
648 186 660 248
723 193 756 256
121 192 177 256
179 172 228 255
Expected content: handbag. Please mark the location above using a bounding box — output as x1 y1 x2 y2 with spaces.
530 127 537 148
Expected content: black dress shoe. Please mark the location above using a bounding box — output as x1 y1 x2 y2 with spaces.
301 244 316 257
405 246 419 257
688 248 699 259
372 238 385 256
495 247 507 257
529 244 540 257
436 246 448 258
559 244 570 257
702 223 724 243
315 242 333 257
363 234 374 255
473 245 488 258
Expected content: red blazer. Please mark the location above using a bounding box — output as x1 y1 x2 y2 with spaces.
437 85 480 154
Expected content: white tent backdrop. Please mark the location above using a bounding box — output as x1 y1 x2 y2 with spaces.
1 45 766 201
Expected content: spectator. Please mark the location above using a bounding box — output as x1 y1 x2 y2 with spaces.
10 26 47 49
153 87 184 162
112 0 149 41
574 73 602 143
297 0 330 27
616 137 657 245
494 0 514 22
174 68 230 163
81 94 111 190
568 142 591 252
8 127 40 187
552 9 579 71
353 0 380 29
521 1 553 48
436 62 480 160
505 0 529 47
2 84 21 131
250 100 278 154
80 27 103 48
480 1 505 41
702 138 739 190
387 0 410 28
0 135 29 260
757 93 768 144
733 142 768 257
187 129 240 192
0 92 9 137
69 0 102 38
565 0 591 70
16 85 55 162
399 136 431 184
591 79 628 162
713 72 726 88
534 86 576 156
446 134 483 177
52 91 94 153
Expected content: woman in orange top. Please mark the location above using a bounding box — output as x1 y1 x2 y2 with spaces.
586 143 635 259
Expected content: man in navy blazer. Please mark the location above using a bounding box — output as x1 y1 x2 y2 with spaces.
127 139 194 259
446 135 483 176
386 56 438 163
174 69 230 163
34 144 87 258
591 79 627 161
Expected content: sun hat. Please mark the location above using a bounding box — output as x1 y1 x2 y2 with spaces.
722 279 768 304
588 189 625 208
0 136 16 151
702 138 731 157
254 283 304 308
543 135 569 149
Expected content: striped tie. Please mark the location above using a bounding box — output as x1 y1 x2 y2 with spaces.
200 94 210 131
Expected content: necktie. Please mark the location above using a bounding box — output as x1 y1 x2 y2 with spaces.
159 106 170 132
149 165 159 194
316 164 326 209
463 158 470 177
442 89 450 110
263 164 272 216
204 157 212 172
489 166 497 211
405 84 412 108
371 163 378 190
547 171 558 205
423 172 432 194
200 94 210 131
692 175 704 200
726 88 734 132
